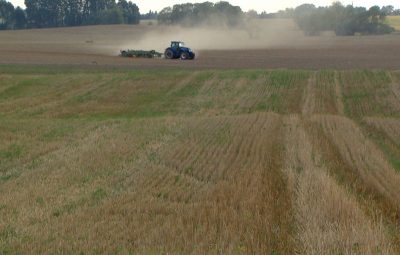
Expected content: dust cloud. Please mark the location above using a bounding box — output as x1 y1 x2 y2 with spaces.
116 19 314 54
0 18 346 63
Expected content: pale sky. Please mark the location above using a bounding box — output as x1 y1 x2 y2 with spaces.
9 0 400 13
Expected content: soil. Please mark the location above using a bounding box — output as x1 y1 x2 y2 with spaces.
1 22 400 70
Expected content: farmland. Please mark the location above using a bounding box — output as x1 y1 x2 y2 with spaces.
1 21 400 69
1 18 400 254
388 16 400 31
0 66 400 254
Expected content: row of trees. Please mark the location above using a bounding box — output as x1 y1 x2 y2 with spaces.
141 10 157 20
0 0 140 29
0 0 26 29
380 5 400 15
158 1 243 27
257 5 400 19
293 3 395 35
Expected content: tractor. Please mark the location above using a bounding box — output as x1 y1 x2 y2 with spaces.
164 41 195 60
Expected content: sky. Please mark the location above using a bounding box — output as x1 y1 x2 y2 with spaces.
8 0 400 13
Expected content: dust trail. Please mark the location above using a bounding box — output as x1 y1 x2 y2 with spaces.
116 19 339 54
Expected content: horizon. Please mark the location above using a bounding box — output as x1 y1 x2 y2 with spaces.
8 0 400 14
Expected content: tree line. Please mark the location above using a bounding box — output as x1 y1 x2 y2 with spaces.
158 1 243 27
293 2 395 35
0 0 25 29
258 5 400 19
255 2 396 35
1 0 398 34
0 0 140 30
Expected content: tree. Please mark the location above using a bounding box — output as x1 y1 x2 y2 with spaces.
14 7 26 29
63 0 84 27
25 0 61 28
117 0 139 24
0 0 15 29
381 5 394 16
99 7 123 24
1 0 142 29
246 10 258 19
158 1 243 27
214 1 242 27
158 7 172 25
293 2 394 36
83 0 118 24
141 10 157 20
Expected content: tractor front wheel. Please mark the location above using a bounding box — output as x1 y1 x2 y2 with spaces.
180 52 189 60
165 49 174 59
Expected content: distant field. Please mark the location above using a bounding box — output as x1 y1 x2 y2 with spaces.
1 66 400 254
388 16 400 31
1 21 400 69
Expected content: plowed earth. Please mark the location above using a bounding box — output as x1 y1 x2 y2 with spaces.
1 22 400 69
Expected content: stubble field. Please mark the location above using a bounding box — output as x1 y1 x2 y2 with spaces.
1 66 400 254
1 18 400 254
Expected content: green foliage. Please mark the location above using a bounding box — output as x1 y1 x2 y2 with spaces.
13 7 26 29
158 1 243 27
117 0 140 24
294 2 395 36
89 7 124 25
23 0 140 28
0 0 15 29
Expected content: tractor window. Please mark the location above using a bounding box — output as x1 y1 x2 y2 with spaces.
171 42 185 48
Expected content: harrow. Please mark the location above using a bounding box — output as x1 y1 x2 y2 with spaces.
120 49 163 58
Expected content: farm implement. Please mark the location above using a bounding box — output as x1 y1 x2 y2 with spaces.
120 49 163 58
120 41 195 60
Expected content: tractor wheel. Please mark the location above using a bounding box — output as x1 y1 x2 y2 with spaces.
180 52 189 60
165 49 174 59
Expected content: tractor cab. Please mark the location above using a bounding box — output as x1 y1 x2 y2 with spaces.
171 41 185 49
164 41 195 60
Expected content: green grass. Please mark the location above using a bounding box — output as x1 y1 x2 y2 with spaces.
340 70 397 118
363 120 400 172
0 68 314 119
0 144 23 161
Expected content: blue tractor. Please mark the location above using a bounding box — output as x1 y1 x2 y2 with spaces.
164 41 195 60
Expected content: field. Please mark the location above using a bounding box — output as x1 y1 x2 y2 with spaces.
0 66 400 254
0 20 400 69
1 19 400 254
388 16 400 31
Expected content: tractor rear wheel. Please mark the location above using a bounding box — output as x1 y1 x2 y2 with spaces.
165 49 174 59
180 52 189 60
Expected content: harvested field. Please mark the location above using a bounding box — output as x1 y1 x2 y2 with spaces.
1 67 400 254
388 16 400 31
1 20 400 69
